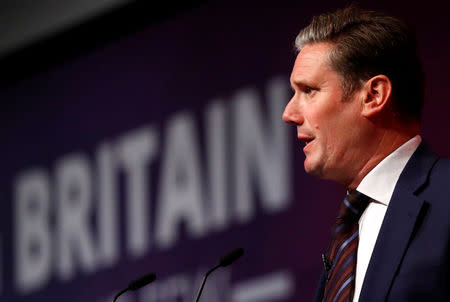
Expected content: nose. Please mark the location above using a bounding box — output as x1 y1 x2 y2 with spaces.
282 97 303 126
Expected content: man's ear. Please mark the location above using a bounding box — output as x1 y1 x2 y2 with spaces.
361 75 392 118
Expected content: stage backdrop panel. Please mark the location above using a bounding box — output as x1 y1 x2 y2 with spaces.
0 0 449 301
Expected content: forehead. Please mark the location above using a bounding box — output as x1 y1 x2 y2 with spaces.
290 42 335 83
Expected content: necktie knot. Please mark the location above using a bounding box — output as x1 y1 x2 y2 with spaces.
338 190 371 223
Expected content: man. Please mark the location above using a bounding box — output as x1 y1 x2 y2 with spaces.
282 7 449 302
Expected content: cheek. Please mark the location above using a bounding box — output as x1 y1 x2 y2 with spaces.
326 117 358 158
316 114 347 153
309 101 339 130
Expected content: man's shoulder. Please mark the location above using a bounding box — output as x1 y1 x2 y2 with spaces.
403 142 450 204
408 140 450 180
427 156 450 186
433 155 450 169
419 155 450 210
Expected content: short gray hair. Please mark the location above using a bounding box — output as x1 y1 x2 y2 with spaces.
295 6 424 122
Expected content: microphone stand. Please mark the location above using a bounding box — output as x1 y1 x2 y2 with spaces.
193 247 244 302
113 288 129 302
194 264 221 302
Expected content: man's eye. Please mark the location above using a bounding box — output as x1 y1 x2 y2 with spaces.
304 86 315 95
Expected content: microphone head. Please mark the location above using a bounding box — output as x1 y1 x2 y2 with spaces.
128 273 157 291
219 248 244 267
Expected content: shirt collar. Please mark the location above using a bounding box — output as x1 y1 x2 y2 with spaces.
356 135 422 206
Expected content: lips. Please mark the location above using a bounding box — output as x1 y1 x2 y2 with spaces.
297 135 315 153
297 135 315 145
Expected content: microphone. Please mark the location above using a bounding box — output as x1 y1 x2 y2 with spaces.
322 253 332 279
219 247 244 267
194 247 244 302
113 273 157 302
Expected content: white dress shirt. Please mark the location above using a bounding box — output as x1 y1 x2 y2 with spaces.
352 135 422 302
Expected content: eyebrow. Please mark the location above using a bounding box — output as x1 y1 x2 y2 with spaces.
291 78 315 90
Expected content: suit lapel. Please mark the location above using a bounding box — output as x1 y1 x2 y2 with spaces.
358 142 439 302
359 187 424 301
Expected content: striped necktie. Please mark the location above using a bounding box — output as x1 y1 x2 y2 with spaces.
322 190 371 302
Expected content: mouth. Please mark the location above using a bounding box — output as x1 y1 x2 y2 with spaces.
298 135 315 146
304 138 314 145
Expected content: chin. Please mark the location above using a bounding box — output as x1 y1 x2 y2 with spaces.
303 159 321 177
304 155 330 179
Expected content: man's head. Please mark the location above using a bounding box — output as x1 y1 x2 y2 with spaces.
295 6 424 121
283 7 422 188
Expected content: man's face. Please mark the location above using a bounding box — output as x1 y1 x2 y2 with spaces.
283 42 364 182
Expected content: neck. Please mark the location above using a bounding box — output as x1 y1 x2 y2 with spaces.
345 125 419 190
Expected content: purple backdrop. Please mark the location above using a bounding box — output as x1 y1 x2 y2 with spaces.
1 0 449 301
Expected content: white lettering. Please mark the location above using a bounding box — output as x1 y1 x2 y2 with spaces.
56 155 96 280
205 101 228 231
232 77 291 222
9 75 293 296
97 143 119 267
116 127 158 257
14 169 51 293
156 113 206 248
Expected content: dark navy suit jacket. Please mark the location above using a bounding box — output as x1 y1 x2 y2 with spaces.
314 142 450 301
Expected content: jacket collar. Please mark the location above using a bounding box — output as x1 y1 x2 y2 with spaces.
358 141 439 301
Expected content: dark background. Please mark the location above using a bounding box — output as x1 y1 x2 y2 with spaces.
1 0 449 301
